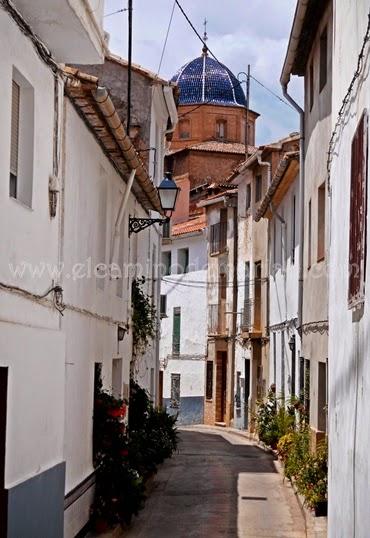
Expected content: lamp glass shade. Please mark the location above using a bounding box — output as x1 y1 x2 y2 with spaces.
158 172 180 211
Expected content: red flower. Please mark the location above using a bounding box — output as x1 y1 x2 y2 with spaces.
107 405 126 418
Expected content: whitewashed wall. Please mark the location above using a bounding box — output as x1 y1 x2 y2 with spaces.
328 1 370 535
268 177 301 398
160 233 207 424
0 5 65 496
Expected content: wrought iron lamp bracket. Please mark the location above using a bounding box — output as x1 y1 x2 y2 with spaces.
129 216 170 235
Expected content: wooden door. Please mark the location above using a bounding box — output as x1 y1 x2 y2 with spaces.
0 367 8 536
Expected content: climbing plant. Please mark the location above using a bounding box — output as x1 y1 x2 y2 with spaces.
131 277 157 356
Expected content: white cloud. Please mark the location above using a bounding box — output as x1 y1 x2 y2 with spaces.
104 0 303 144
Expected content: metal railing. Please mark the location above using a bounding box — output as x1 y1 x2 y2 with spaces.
208 302 227 335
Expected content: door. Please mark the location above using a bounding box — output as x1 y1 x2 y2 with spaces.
216 351 228 423
0 368 8 536
244 359 251 429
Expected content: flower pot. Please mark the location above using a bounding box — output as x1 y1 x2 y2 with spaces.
95 518 110 534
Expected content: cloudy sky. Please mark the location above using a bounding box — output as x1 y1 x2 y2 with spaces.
103 0 303 145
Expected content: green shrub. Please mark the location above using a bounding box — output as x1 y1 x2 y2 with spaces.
255 392 295 448
92 374 178 529
295 440 328 509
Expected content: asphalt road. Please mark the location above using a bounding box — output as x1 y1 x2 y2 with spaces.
123 426 306 538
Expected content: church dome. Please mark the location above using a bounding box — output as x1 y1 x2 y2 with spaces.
171 54 245 108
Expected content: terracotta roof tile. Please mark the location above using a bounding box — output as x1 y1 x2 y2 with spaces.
170 141 256 155
171 215 206 236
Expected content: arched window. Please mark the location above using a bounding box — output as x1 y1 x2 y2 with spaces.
179 119 190 139
216 119 227 140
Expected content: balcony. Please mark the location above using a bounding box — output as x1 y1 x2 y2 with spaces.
239 297 262 338
209 221 227 255
13 0 105 64
208 302 228 336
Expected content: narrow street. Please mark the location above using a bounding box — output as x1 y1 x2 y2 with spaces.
124 427 306 538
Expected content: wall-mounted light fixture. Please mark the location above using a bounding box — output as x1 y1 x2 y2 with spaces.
117 325 127 342
288 334 296 352
129 172 180 235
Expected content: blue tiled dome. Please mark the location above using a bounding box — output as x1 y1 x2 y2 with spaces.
171 54 245 107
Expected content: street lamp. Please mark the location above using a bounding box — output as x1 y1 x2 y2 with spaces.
288 334 296 351
129 172 180 235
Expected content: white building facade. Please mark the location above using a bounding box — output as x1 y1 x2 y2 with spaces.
0 1 105 535
255 150 301 404
160 218 207 425
0 2 177 535
328 1 370 535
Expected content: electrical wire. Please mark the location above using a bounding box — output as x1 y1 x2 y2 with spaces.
156 0 176 77
250 75 294 110
174 0 292 117
104 8 129 17
327 12 370 192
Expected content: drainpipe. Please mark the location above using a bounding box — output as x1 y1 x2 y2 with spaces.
257 154 271 185
281 83 304 336
110 168 136 267
231 202 238 425
256 155 272 394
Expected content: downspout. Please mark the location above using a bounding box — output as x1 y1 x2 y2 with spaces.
231 202 238 425
257 155 272 393
110 168 136 267
282 82 304 336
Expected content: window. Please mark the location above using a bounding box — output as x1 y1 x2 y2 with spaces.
317 182 326 261
319 26 328 92
150 368 155 402
281 332 285 399
254 261 261 330
172 307 181 355
245 183 251 213
162 251 172 276
179 119 190 139
9 81 19 198
112 358 123 399
348 111 368 308
309 62 314 111
160 295 167 317
255 175 262 202
210 208 228 255
177 248 189 274
304 359 311 421
9 70 34 207
291 195 296 264
299 357 305 403
206 361 213 400
318 361 327 432
308 199 312 269
220 272 227 301
216 119 227 140
242 262 250 329
170 373 180 408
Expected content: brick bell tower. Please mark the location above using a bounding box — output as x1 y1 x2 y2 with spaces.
166 32 259 223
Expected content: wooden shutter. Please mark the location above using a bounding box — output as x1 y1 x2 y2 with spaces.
348 111 368 308
160 295 167 317
10 80 20 178
206 361 213 399
170 373 180 407
172 307 181 354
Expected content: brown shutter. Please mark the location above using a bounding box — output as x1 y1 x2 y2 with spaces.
348 111 368 307
10 81 20 177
